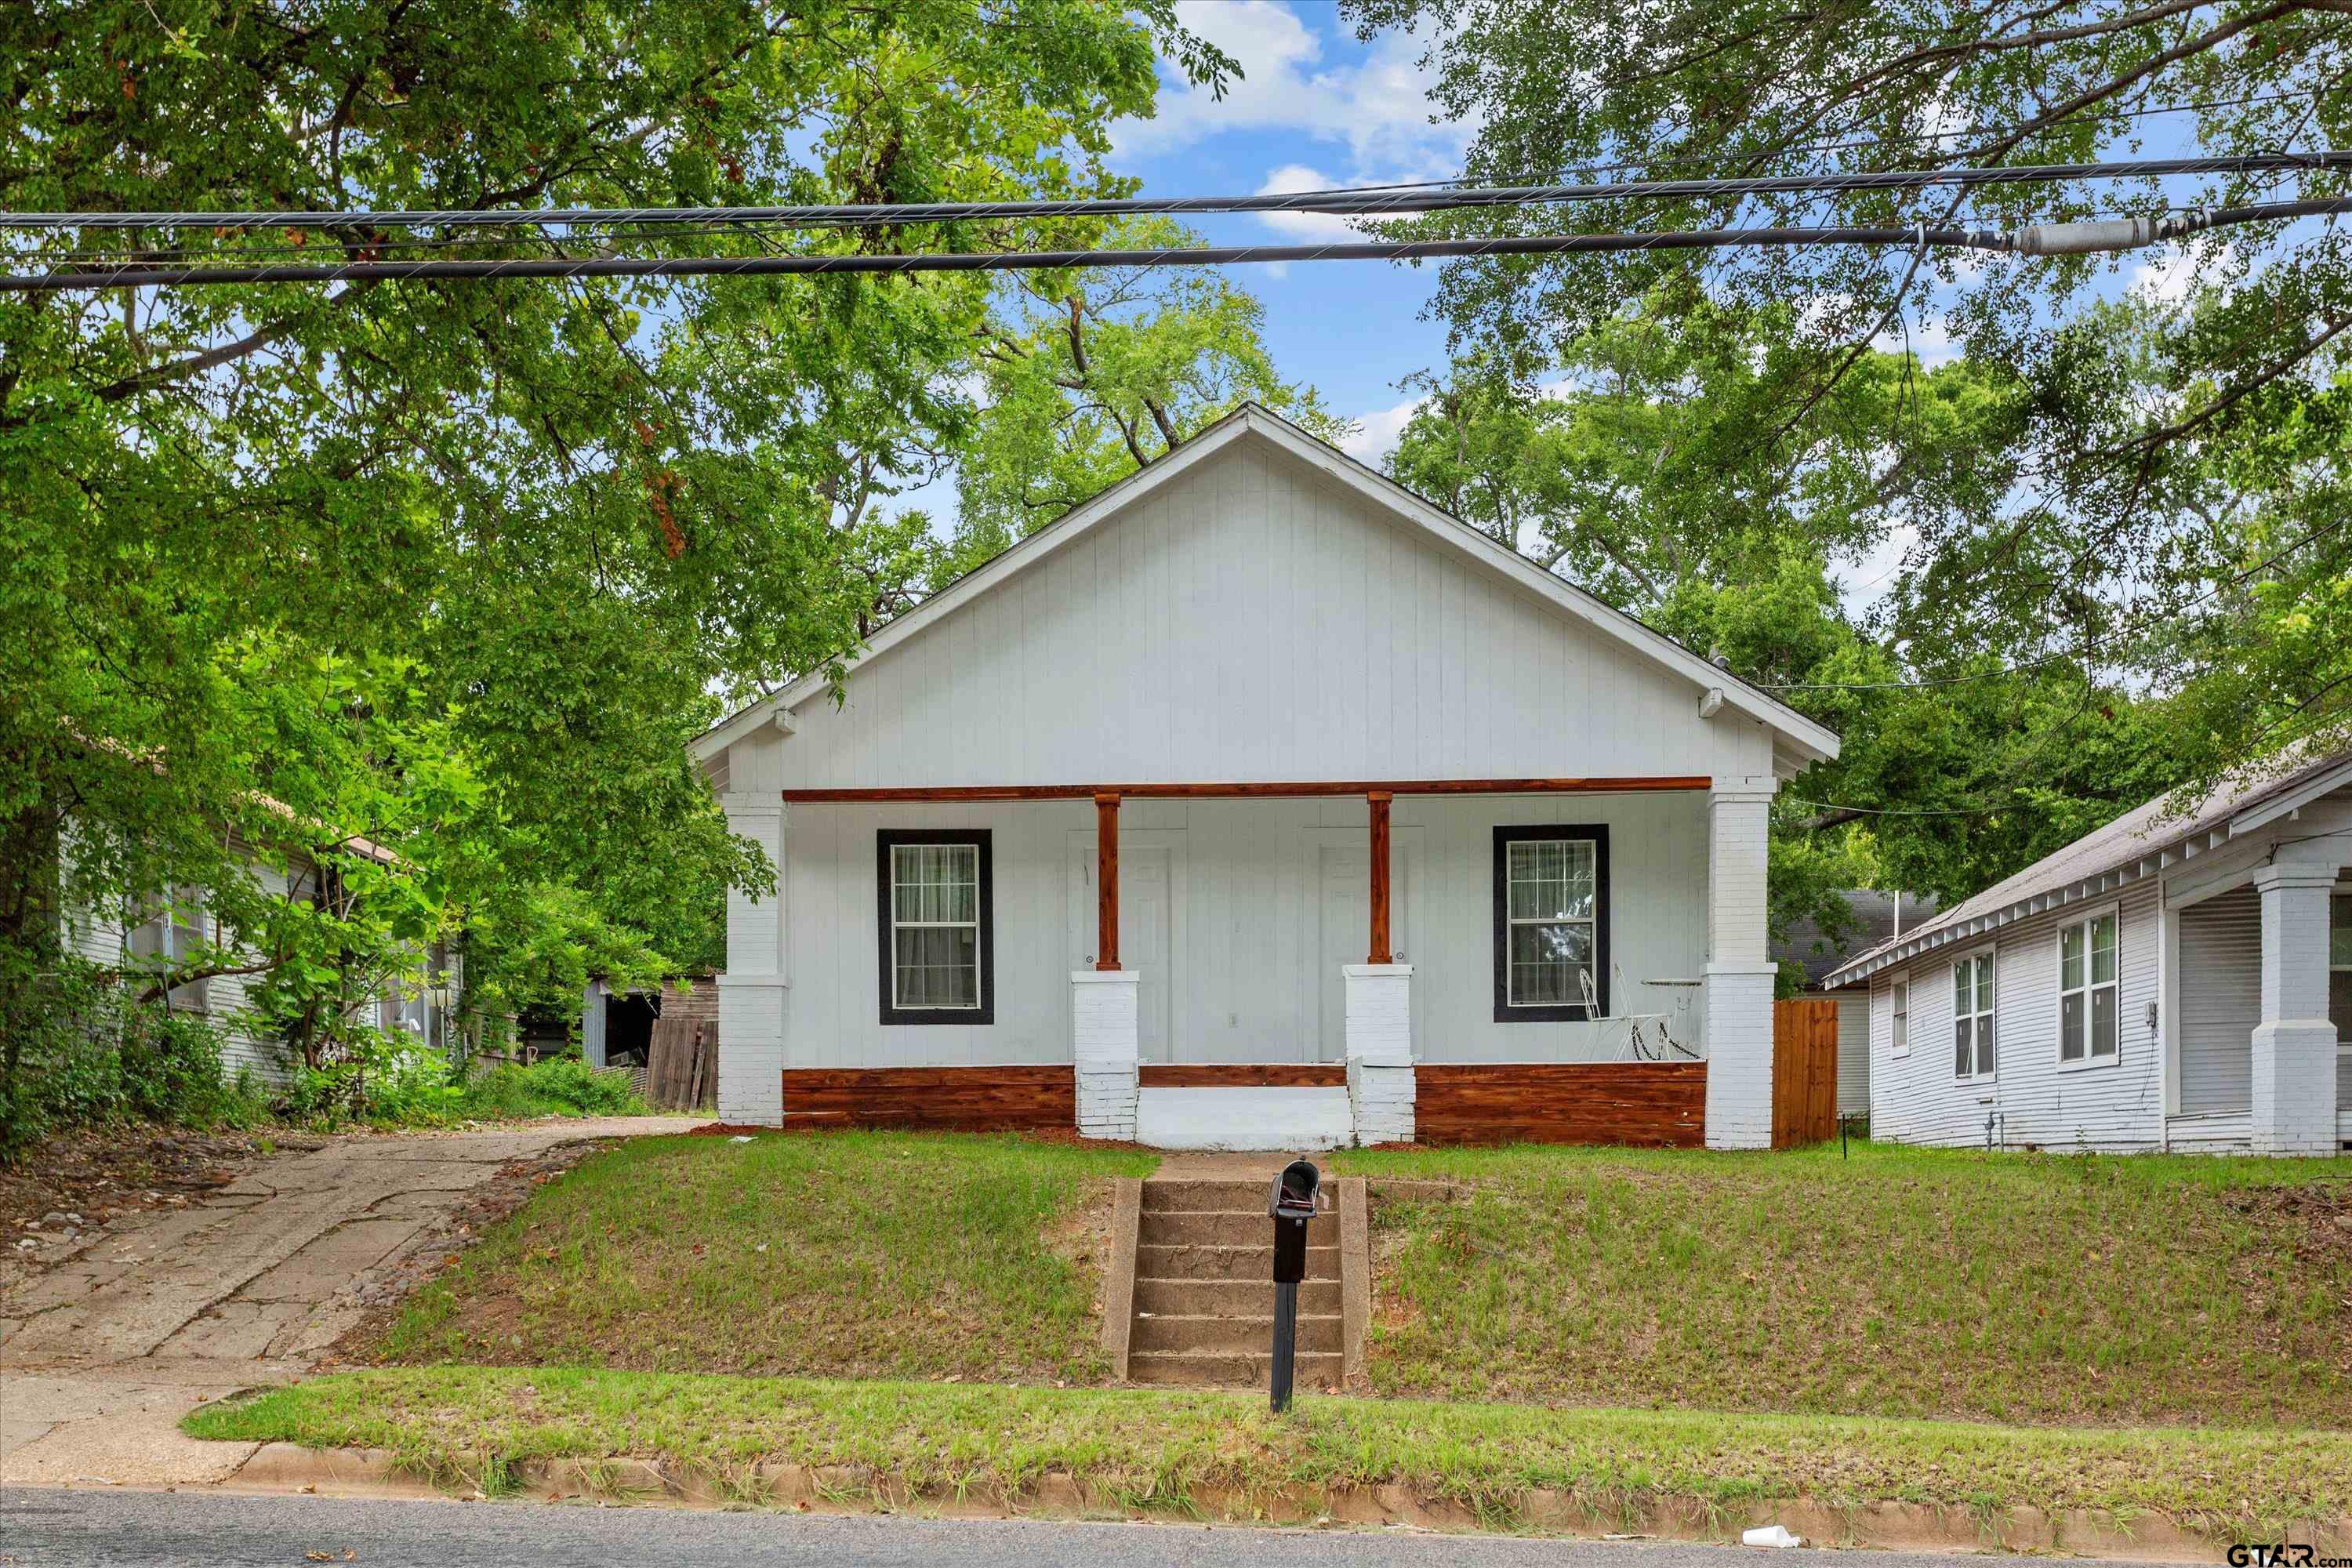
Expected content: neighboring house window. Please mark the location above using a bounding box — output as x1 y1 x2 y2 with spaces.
1491 826 1610 1022
127 890 210 1014
2058 909 2120 1065
876 829 994 1025
1953 949 1995 1079
1889 975 1910 1058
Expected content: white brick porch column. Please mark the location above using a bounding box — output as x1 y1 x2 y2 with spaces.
1344 964 1416 1145
717 793 787 1126
1704 776 1779 1150
1073 971 1140 1141
2252 858 2340 1156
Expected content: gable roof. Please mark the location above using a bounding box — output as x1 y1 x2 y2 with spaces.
692 403 1840 770
1771 887 1941 991
1822 743 2352 987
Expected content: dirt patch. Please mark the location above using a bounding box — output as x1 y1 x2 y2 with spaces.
2229 1179 2352 1268
0 1124 313 1288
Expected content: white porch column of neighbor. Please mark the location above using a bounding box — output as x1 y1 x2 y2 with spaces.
1704 775 1780 1149
717 790 788 1126
2252 855 2342 1156
1072 971 1141 1140
1344 965 1416 1144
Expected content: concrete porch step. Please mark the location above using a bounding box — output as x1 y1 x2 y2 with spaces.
1134 1087 1355 1151
1134 1242 1340 1281
1127 1348 1345 1388
1134 1276 1340 1316
1141 1178 1284 1212
1137 1209 1338 1248
1131 1312 1343 1356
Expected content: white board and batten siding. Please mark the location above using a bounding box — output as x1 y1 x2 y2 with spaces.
774 437 1780 790
711 421 1809 1097
772 790 1709 1072
1868 880 2165 1152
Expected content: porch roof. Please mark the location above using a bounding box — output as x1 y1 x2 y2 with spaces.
1822 743 2352 987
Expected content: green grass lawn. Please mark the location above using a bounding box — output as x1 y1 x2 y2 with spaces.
187 1366 2352 1538
368 1131 1154 1384
1329 1141 2352 1428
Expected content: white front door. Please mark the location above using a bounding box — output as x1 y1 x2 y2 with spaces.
1071 842 1174 1062
1316 844 1409 1063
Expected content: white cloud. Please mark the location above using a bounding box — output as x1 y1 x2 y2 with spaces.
1250 163 1425 242
1340 393 1428 466
1835 523 1919 618
1115 2 1468 177
2127 249 2203 306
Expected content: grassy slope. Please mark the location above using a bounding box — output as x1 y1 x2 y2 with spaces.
371 1131 1154 1384
1330 1142 2352 1428
188 1367 2352 1537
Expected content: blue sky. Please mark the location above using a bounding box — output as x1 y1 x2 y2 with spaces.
1102 0 1467 464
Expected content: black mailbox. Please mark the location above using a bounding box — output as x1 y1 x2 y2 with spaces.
1265 1158 1321 1412
1268 1159 1319 1285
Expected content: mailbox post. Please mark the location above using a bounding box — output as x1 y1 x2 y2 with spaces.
1266 1158 1320 1414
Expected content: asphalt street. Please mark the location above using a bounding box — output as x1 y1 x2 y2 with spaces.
0 1488 2191 1568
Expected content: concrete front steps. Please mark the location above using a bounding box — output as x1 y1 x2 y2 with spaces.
1110 1177 1362 1390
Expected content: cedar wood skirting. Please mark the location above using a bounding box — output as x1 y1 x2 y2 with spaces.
1413 1062 1708 1147
779 1060 1707 1145
779 1065 1073 1131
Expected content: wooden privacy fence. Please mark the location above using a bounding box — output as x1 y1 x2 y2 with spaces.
1772 997 1839 1149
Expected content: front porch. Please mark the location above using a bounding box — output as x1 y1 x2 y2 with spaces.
730 775 1779 1150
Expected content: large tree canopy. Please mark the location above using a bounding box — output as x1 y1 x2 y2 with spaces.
0 0 1236 1069
1345 0 2350 770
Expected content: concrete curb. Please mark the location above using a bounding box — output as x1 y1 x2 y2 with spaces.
210 1441 2352 1559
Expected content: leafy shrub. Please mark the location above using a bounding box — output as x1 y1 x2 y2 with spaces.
459 1056 651 1120
275 1025 465 1130
0 962 267 1161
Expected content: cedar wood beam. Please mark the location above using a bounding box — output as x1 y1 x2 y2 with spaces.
1094 792 1120 971
779 776 1713 802
1367 791 1392 965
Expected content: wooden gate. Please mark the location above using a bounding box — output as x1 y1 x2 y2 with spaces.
1771 998 1838 1149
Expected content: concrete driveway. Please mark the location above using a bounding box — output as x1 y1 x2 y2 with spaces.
0 1116 699 1490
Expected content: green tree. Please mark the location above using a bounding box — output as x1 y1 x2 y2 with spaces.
942 218 1352 576
0 0 1235 1087
1345 0 2352 775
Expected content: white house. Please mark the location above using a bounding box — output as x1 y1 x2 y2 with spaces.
690 405 1841 1150
1824 746 2352 1156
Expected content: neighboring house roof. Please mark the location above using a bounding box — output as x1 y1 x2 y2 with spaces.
1823 744 2352 987
691 402 1840 771
1771 888 1941 991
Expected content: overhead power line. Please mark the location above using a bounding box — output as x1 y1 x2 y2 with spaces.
4 198 2345 296
6 151 2346 233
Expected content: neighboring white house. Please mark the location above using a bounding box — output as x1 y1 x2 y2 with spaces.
1824 746 2352 1156
62 837 451 1082
689 405 1842 1150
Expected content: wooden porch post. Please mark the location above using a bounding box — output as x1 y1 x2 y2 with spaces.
1095 793 1120 971
1367 791 1393 964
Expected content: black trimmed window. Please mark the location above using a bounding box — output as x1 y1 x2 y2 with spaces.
877 829 994 1025
1492 826 1610 1022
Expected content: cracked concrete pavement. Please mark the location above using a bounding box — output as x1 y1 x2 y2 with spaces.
0 1116 699 1490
